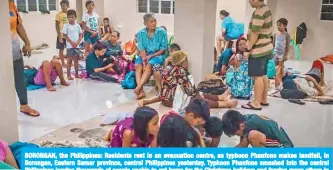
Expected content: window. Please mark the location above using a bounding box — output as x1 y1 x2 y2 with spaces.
15 0 57 12
138 0 175 14
321 0 333 21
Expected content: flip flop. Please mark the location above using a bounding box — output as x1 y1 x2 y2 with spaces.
241 103 262 110
288 99 305 105
21 109 40 117
261 103 269 106
319 100 333 105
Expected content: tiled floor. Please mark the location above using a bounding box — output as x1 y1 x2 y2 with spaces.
20 48 333 147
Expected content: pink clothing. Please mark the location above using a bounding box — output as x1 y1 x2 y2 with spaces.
34 65 58 86
0 140 8 161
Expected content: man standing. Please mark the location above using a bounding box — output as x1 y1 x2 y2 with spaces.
242 0 273 110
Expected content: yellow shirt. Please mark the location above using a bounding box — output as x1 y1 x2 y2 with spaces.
55 11 68 38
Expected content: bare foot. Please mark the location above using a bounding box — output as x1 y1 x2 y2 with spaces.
138 100 146 107
138 91 146 100
61 81 70 86
219 88 231 101
227 100 238 108
20 105 40 117
47 86 57 92
75 75 82 79
133 88 141 99
67 76 74 80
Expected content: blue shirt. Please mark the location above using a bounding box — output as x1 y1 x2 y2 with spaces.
221 16 244 40
86 52 104 75
136 27 168 57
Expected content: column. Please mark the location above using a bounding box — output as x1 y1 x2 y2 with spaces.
174 0 217 83
0 1 19 144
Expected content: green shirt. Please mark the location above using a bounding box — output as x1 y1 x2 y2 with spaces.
247 5 273 58
243 114 294 147
86 52 104 75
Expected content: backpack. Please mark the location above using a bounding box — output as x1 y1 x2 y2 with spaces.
197 79 226 95
227 60 254 100
24 68 38 87
267 59 276 79
121 71 136 89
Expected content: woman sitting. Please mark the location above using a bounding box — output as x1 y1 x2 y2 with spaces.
104 31 128 80
215 37 246 75
133 13 168 99
85 42 120 82
0 139 18 169
281 60 325 99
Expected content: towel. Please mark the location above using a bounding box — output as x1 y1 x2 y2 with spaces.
27 83 56 91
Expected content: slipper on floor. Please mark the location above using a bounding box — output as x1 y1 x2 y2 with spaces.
21 109 40 117
241 103 262 110
288 99 305 105
319 100 333 105
261 103 269 106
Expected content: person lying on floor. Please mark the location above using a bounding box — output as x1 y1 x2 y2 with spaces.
133 13 168 100
222 110 294 148
85 42 120 82
0 139 19 169
104 31 128 80
139 51 238 109
280 59 325 99
106 106 159 148
24 57 69 91
214 37 247 75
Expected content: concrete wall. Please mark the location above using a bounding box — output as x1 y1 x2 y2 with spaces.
269 0 333 61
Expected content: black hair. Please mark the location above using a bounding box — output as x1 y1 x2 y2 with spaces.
133 106 158 142
103 17 109 21
169 43 181 51
60 0 69 6
157 114 200 147
277 18 288 32
221 110 245 136
161 26 167 32
112 31 120 38
85 0 94 7
185 98 210 122
220 10 229 17
205 116 223 138
214 47 217 56
93 42 107 51
67 9 77 18
236 37 247 54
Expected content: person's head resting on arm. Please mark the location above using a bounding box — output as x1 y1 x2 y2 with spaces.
133 106 160 144
143 13 157 31
183 98 210 127
221 110 246 137
60 0 69 12
171 51 189 69
157 114 201 147
169 43 181 54
93 42 107 57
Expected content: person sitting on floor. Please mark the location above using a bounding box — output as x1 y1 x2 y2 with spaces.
24 56 69 92
85 42 120 82
139 51 238 109
222 110 294 148
163 43 181 70
280 60 325 99
0 139 19 169
107 106 159 148
133 13 168 100
215 37 247 75
104 31 128 80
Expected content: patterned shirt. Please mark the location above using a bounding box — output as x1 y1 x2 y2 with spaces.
160 66 197 103
136 27 168 57
82 12 99 31
9 1 23 61
248 5 273 58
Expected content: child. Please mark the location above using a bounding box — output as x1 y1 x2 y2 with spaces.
85 42 119 82
222 110 294 147
204 116 223 147
108 106 159 147
273 18 290 89
62 9 83 80
99 17 112 38
55 0 69 66
163 43 181 69
157 113 201 147
82 0 100 57
24 57 69 92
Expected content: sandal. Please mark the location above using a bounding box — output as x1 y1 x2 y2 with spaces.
288 99 305 105
261 103 269 106
241 103 262 110
21 109 40 117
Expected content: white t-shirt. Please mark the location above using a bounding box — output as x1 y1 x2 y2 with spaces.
82 12 99 31
62 23 83 48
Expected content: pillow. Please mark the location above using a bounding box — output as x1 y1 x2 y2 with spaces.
320 55 333 64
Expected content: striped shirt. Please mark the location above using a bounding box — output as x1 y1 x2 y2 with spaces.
248 5 273 58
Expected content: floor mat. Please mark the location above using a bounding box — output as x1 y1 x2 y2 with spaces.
27 83 56 91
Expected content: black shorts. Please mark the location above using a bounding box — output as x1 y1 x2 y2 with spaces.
248 55 271 77
56 37 66 50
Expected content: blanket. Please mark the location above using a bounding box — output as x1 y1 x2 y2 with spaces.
268 81 333 102
27 83 56 91
39 138 107 148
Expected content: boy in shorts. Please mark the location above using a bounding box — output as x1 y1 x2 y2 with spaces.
62 10 83 80
55 0 69 66
222 110 294 147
